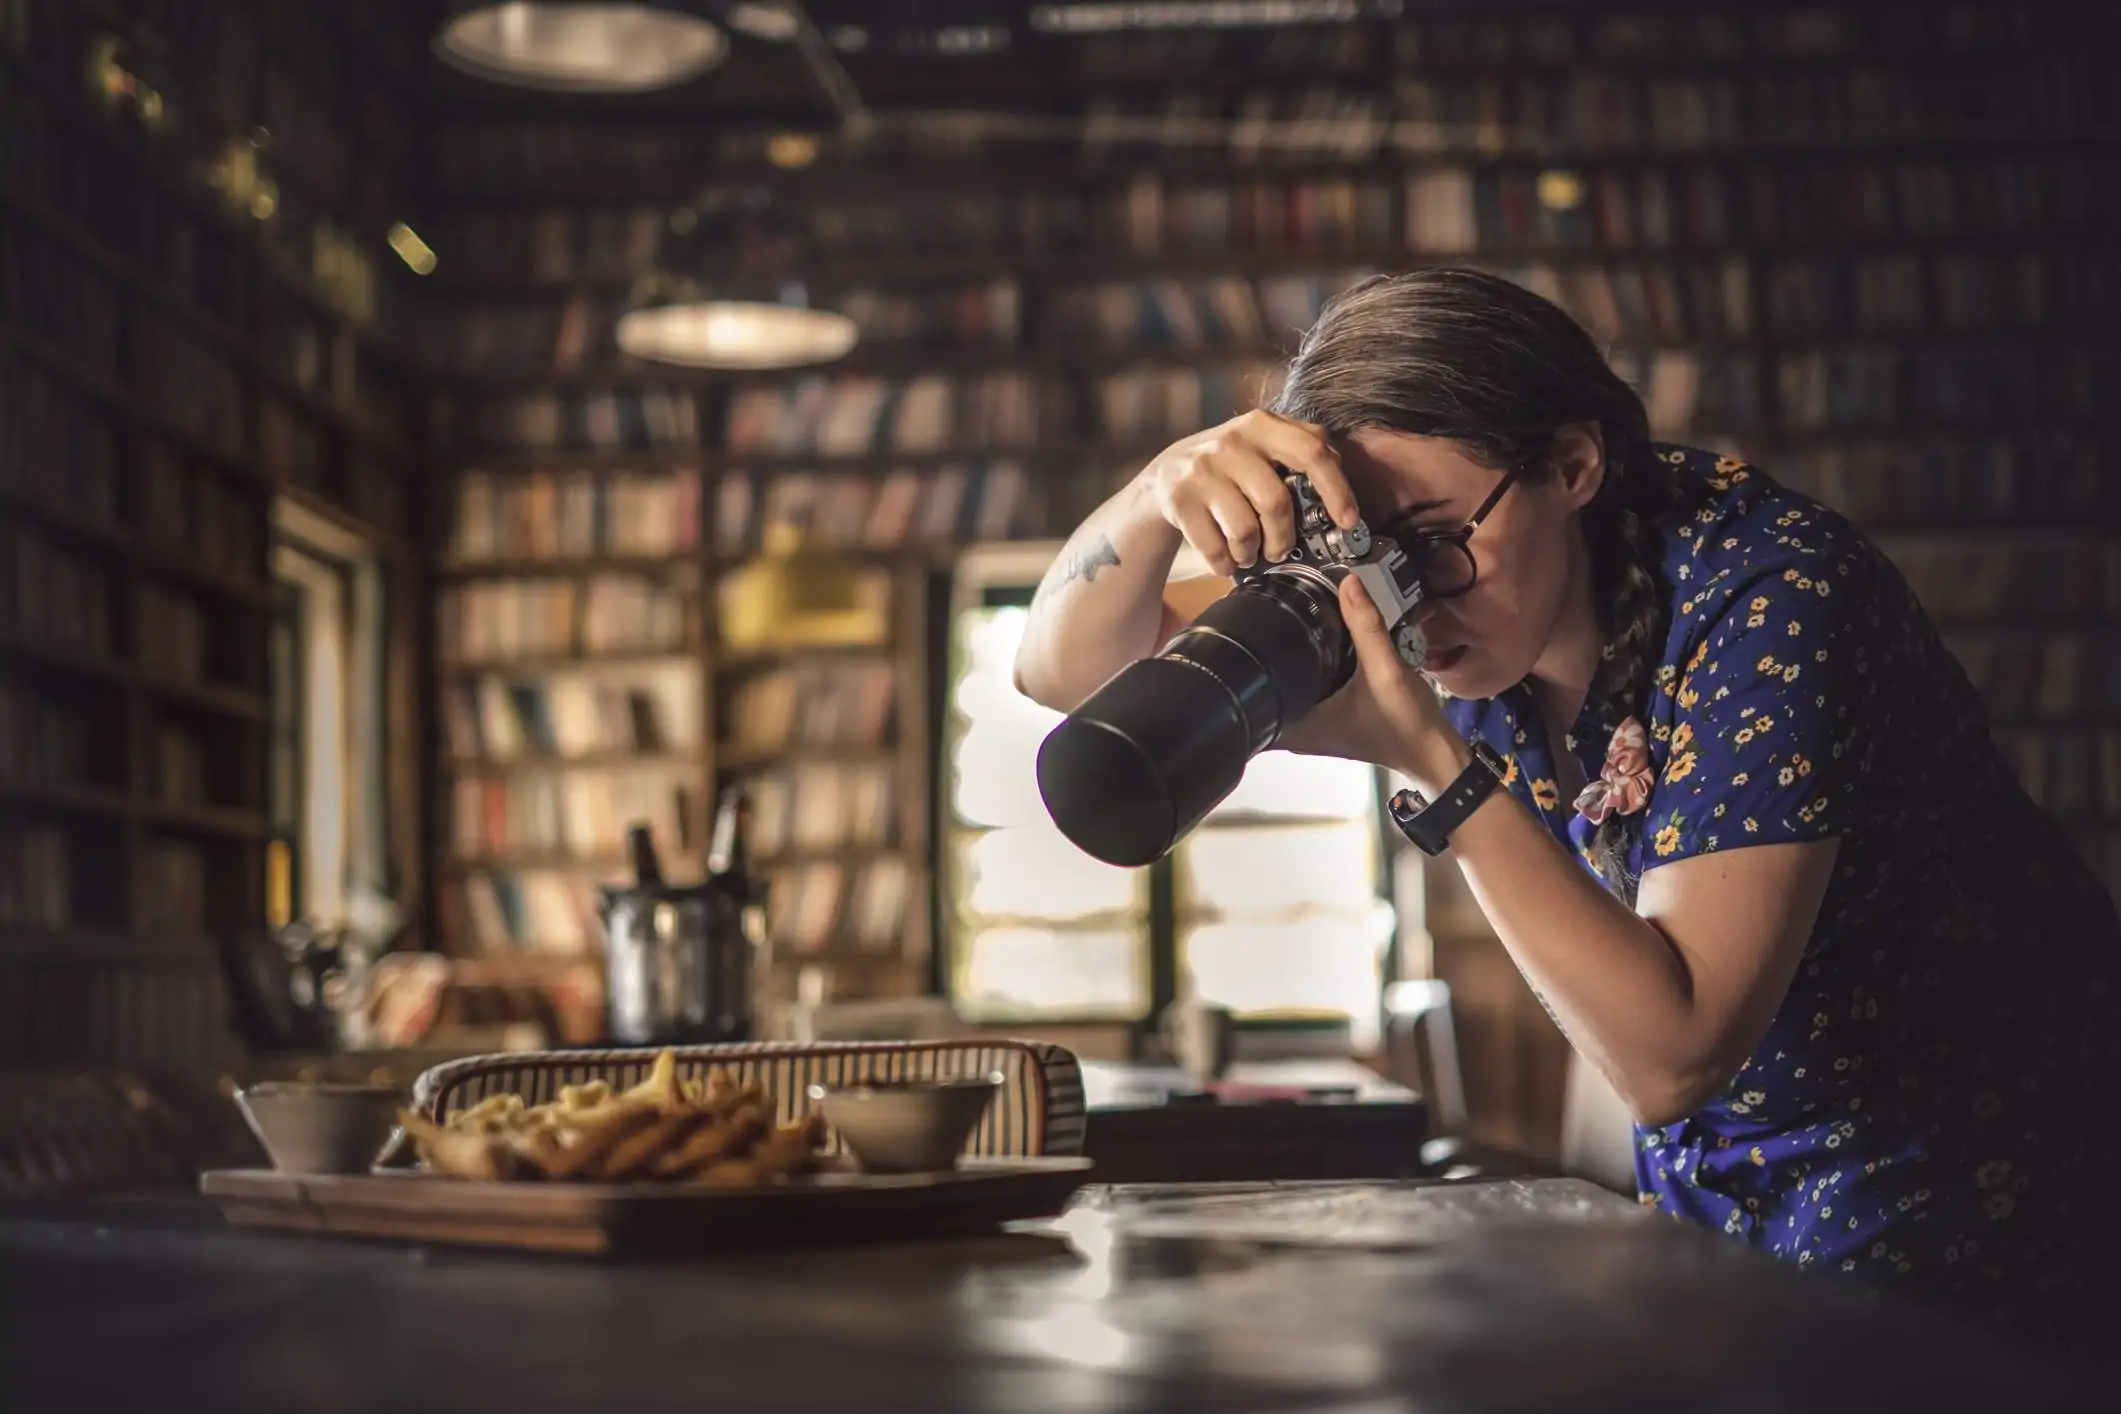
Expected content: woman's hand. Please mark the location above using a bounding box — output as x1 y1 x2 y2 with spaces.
1137 409 1361 575
1279 577 1472 795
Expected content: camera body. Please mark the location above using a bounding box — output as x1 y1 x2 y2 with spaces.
1234 472 1429 673
1035 469 1437 867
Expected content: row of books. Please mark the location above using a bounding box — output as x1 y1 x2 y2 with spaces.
138 443 261 582
435 388 701 454
436 575 694 665
1047 271 1370 350
1 522 112 656
137 585 210 687
744 761 900 859
789 157 2103 263
1776 438 2101 527
1391 63 2086 157
0 219 121 379
447 469 701 564
0 821 68 927
136 313 246 460
0 351 120 526
1949 633 2121 721
714 462 1032 557
1994 728 2121 820
721 660 896 757
769 856 910 957
422 154 2107 294
839 281 1022 347
446 868 603 954
447 767 696 861
441 665 702 763
146 718 207 809
1762 251 2118 336
1776 346 2107 431
1505 258 1754 344
257 394 330 491
140 834 210 935
725 374 1040 458
1081 365 1276 446
1389 6 2051 64
1073 63 2084 163
1894 542 2120 622
0 678 86 785
437 208 666 286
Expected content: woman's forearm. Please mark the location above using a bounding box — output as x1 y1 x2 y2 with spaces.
1013 478 1187 713
1402 737 1714 1126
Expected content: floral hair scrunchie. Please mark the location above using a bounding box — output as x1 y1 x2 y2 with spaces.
1573 717 1654 826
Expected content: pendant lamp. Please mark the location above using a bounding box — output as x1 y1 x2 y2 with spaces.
616 187 857 370
434 2 728 92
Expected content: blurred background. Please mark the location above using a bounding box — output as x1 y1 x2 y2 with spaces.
1 0 2114 1165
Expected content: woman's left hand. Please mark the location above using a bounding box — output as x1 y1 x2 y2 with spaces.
1277 578 1470 793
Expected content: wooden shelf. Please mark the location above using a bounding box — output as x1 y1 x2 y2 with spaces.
0 485 273 606
0 779 134 820
756 843 906 870
0 628 133 687
137 800 272 839
713 642 896 674
714 741 898 771
434 554 701 581
0 319 268 486
439 650 700 678
138 673 271 723
444 750 704 773
444 849 702 874
0 923 227 963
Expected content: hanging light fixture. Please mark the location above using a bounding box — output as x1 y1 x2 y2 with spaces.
434 2 728 92
616 187 857 370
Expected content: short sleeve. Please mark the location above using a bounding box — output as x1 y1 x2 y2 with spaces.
1643 548 1874 870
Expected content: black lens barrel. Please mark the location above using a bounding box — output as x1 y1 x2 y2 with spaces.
1035 569 1352 866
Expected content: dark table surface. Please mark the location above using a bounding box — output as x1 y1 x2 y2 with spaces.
1 1176 2096 1412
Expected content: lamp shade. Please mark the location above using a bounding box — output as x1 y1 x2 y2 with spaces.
435 2 728 92
616 188 857 371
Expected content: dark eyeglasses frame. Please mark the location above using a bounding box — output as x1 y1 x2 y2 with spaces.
1390 463 1523 601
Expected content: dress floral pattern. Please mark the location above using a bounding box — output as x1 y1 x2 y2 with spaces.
1442 444 2121 1351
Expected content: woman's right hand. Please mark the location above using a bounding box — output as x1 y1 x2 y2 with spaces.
1135 410 1362 577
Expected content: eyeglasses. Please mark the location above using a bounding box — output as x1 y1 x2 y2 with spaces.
1387 465 1521 601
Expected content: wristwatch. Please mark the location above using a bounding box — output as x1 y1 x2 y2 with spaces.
1387 741 1511 856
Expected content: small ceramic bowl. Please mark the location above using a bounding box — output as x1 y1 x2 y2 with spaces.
807 1074 1004 1174
234 1082 403 1175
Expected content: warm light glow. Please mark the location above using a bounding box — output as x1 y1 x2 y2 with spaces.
387 222 438 275
436 2 727 92
615 300 857 369
767 132 821 168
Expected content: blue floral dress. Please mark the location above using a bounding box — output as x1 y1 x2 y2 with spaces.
1441 444 2121 1351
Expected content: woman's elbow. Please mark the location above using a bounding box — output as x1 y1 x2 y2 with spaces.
1616 1062 1735 1131
1012 654 1076 716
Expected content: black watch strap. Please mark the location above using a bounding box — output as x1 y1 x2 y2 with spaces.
1387 742 1510 856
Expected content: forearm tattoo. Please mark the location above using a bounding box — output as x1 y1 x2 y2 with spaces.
1036 534 1120 605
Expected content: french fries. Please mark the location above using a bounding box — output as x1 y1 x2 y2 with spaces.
398 1050 827 1188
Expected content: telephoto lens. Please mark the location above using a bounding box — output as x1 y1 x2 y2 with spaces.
1035 563 1357 867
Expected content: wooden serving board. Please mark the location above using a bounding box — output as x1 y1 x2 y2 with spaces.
200 1157 1094 1256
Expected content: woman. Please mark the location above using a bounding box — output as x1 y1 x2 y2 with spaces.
1015 268 2119 1354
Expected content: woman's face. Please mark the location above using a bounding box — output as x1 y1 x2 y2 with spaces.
1337 428 1596 701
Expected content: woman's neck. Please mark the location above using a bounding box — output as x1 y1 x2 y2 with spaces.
1525 525 1606 745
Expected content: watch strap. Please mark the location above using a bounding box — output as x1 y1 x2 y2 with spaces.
1387 742 1510 856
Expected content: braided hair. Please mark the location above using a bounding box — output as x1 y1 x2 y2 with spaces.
1271 267 1698 898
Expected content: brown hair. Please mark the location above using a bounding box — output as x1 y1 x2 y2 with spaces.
1271 266 1695 896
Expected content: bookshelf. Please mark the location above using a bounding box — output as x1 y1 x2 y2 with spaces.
0 0 425 1069
417 2 2117 1034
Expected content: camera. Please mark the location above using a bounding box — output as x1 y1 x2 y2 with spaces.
1036 473 1430 867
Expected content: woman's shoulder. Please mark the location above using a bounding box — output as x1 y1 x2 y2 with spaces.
1651 443 1881 630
